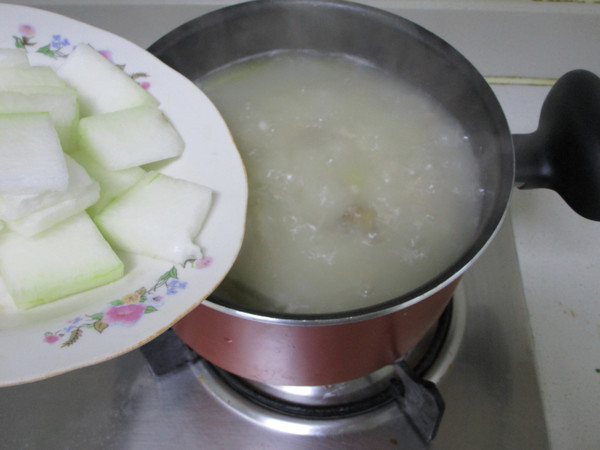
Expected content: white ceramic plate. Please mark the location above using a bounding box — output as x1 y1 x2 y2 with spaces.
0 4 247 386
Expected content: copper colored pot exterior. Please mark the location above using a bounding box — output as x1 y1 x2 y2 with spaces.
174 279 458 386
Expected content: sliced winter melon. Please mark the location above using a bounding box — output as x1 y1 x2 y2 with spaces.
0 87 79 153
0 212 124 310
0 48 29 68
94 171 212 264
0 66 68 90
56 43 157 117
71 150 146 216
2 155 100 236
0 112 68 195
78 104 184 170
0 154 92 220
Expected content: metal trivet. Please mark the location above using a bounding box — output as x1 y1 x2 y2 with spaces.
141 300 453 442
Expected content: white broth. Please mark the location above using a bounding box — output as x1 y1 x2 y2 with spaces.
200 51 484 314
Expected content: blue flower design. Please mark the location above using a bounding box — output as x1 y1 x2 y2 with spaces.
51 34 70 50
166 279 187 295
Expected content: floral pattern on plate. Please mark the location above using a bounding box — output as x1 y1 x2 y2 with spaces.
12 23 151 88
43 256 213 347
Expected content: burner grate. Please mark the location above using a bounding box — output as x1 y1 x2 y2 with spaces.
139 327 200 376
140 300 453 443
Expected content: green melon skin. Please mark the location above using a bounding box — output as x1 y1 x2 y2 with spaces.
56 43 158 117
94 172 212 264
0 87 79 153
0 212 124 310
78 104 184 170
70 150 146 217
0 112 69 195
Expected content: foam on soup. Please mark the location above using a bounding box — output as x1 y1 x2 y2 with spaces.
200 51 484 314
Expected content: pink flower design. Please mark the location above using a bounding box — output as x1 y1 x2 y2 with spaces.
103 303 146 326
44 334 60 344
140 81 151 90
18 24 35 37
97 49 112 61
195 256 213 269
43 256 213 346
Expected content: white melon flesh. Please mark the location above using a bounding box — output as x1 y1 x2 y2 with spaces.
0 49 29 68
0 154 94 220
94 172 212 264
0 213 124 310
78 105 184 170
70 150 146 216
0 112 68 195
0 87 79 153
56 43 158 117
0 66 68 90
2 155 100 236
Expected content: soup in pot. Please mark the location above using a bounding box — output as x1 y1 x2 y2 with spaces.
200 51 484 314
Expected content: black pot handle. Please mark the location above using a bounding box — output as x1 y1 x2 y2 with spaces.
513 69 600 221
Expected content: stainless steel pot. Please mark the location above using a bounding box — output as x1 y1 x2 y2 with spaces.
148 0 600 386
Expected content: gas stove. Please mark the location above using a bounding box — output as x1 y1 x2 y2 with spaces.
2 1 600 449
0 219 548 448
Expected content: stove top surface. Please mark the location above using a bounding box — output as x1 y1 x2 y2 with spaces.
0 219 548 449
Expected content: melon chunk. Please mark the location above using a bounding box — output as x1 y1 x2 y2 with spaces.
78 105 184 170
0 213 124 310
0 87 79 153
0 66 68 90
70 150 146 216
0 48 29 68
94 172 212 264
56 43 158 117
0 154 95 220
2 155 100 236
0 112 68 195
